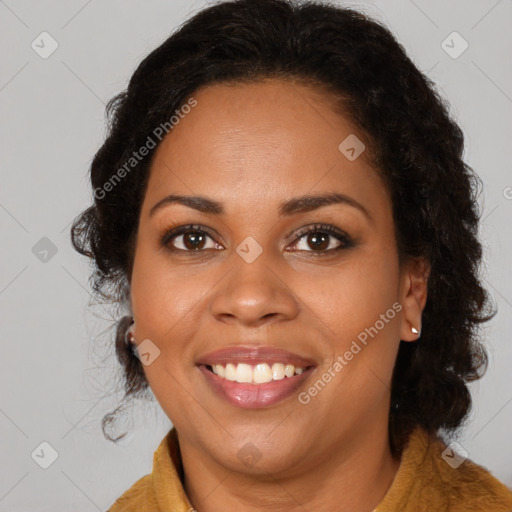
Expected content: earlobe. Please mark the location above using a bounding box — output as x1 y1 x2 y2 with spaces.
125 319 137 346
399 257 430 342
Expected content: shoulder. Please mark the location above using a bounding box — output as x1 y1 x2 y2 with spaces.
106 473 157 512
377 427 512 512
105 428 191 511
426 430 512 511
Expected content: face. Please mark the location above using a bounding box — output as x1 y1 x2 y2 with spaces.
129 79 427 476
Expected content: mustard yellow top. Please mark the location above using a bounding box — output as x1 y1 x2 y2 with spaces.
107 426 512 511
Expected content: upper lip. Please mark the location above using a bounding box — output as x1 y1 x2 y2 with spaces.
196 345 316 368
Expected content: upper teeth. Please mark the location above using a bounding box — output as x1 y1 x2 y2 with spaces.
211 363 304 383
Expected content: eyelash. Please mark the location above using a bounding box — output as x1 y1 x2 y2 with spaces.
160 223 353 256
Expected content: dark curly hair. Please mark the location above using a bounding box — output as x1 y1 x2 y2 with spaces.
71 0 495 455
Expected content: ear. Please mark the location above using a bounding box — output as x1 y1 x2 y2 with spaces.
399 256 430 342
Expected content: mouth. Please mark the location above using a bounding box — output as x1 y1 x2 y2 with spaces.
204 362 307 382
196 346 316 408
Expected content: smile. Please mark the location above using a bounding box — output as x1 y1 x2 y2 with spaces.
208 362 305 383
197 345 316 408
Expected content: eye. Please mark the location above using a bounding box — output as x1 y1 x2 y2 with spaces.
288 224 353 254
160 223 353 255
161 224 222 252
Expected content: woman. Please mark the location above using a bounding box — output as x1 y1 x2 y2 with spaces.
71 0 512 510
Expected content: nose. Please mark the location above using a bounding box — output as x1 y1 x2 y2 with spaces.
209 253 299 328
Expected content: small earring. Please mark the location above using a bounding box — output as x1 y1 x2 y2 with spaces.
411 325 422 338
125 320 136 346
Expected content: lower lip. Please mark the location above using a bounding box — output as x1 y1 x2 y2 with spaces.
198 365 313 408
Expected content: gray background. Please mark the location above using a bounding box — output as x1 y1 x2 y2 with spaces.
1 0 511 510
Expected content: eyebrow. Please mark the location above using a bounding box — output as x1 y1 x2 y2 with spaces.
149 192 372 221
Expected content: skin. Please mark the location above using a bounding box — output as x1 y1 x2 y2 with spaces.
129 79 430 512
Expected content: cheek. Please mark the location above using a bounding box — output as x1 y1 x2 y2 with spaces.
301 253 402 412
129 247 208 403
129 247 201 420
301 242 401 340
130 240 204 332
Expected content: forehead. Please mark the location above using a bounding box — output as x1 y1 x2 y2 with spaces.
143 79 388 218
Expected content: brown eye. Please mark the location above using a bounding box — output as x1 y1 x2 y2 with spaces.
177 230 209 250
289 224 352 253
309 232 331 251
161 225 221 252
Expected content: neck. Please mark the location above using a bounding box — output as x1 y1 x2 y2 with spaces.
180 422 401 512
